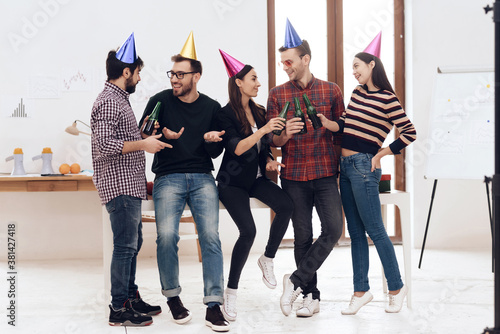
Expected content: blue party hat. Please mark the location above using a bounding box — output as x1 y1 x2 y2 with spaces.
284 18 302 48
116 32 137 64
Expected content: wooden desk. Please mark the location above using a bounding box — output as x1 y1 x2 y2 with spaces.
0 174 95 192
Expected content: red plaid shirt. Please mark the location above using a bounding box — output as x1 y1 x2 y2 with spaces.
266 76 344 181
91 82 147 205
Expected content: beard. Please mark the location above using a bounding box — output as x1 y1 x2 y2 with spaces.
172 78 194 97
125 77 137 94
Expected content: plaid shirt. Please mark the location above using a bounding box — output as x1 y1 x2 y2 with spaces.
266 76 344 181
91 82 147 205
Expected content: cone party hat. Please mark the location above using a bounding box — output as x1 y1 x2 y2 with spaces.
284 18 302 48
116 32 137 64
219 49 245 78
179 31 197 60
363 31 382 58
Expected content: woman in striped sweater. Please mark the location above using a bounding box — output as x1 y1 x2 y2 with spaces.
319 52 416 315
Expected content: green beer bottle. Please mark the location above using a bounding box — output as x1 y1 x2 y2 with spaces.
143 101 161 136
293 97 307 134
303 94 323 130
272 101 290 136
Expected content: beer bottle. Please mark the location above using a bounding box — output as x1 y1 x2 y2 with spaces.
143 101 161 136
293 97 307 134
303 94 323 130
272 101 290 136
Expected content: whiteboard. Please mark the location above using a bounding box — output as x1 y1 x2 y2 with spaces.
424 69 494 180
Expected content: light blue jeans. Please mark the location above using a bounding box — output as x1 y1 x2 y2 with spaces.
339 153 403 292
153 173 224 305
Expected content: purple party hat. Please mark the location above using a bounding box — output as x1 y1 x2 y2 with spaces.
116 32 137 64
219 49 245 78
363 31 382 58
284 18 302 48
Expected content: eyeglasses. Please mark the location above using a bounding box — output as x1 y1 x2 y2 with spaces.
166 71 197 79
280 54 306 68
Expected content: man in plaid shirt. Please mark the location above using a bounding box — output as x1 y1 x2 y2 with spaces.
91 41 170 326
267 36 344 318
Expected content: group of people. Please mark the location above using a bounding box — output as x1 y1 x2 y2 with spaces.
91 21 416 332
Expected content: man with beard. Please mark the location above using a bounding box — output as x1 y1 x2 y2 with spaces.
139 32 228 332
91 33 170 326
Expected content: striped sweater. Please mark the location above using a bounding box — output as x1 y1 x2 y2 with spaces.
338 85 417 155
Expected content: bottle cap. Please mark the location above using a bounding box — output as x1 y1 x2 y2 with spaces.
42 147 52 154
13 148 23 154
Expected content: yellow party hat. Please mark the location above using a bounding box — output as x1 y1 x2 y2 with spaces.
179 31 197 60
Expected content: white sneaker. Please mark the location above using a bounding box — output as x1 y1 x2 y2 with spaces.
280 274 302 316
222 288 237 321
385 285 407 313
296 293 320 317
257 255 277 289
341 291 373 315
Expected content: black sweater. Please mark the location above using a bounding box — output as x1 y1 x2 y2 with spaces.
216 103 274 191
140 89 223 178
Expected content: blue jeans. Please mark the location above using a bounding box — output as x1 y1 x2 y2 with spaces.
153 173 224 305
105 195 143 309
339 153 404 292
281 176 343 300
218 177 293 289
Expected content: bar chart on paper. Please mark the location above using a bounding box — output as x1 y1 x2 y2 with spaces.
10 98 28 118
1 96 34 119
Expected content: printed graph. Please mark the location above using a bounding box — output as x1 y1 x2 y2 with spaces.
10 98 28 118
62 68 91 92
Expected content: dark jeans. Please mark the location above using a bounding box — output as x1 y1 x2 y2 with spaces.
281 176 343 300
105 195 143 309
219 177 294 289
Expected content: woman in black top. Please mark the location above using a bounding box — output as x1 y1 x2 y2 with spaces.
217 64 293 322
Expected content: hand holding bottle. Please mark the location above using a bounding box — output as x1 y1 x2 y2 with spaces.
143 101 162 136
284 117 305 137
262 117 286 134
141 115 160 137
317 114 340 132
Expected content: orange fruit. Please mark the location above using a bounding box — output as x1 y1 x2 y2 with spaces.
70 163 80 174
59 163 70 174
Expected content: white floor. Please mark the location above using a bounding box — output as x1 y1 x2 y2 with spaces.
0 246 494 334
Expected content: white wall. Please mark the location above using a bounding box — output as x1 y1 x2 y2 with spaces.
0 0 270 260
408 0 494 250
1 0 493 260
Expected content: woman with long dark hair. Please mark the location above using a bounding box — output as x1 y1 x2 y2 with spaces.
216 52 293 322
319 52 417 314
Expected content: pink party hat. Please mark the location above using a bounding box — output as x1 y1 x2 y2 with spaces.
219 49 245 78
363 31 382 58
116 32 137 64
284 18 302 48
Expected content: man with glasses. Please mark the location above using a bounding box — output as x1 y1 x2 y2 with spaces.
266 20 344 318
139 38 228 331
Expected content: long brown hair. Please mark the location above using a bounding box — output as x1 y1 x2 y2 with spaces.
355 52 395 94
228 65 266 135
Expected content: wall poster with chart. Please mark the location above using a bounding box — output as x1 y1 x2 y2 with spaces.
424 68 494 180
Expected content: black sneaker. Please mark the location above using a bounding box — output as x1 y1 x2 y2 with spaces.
130 291 162 316
167 296 192 324
205 304 230 332
109 299 153 327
